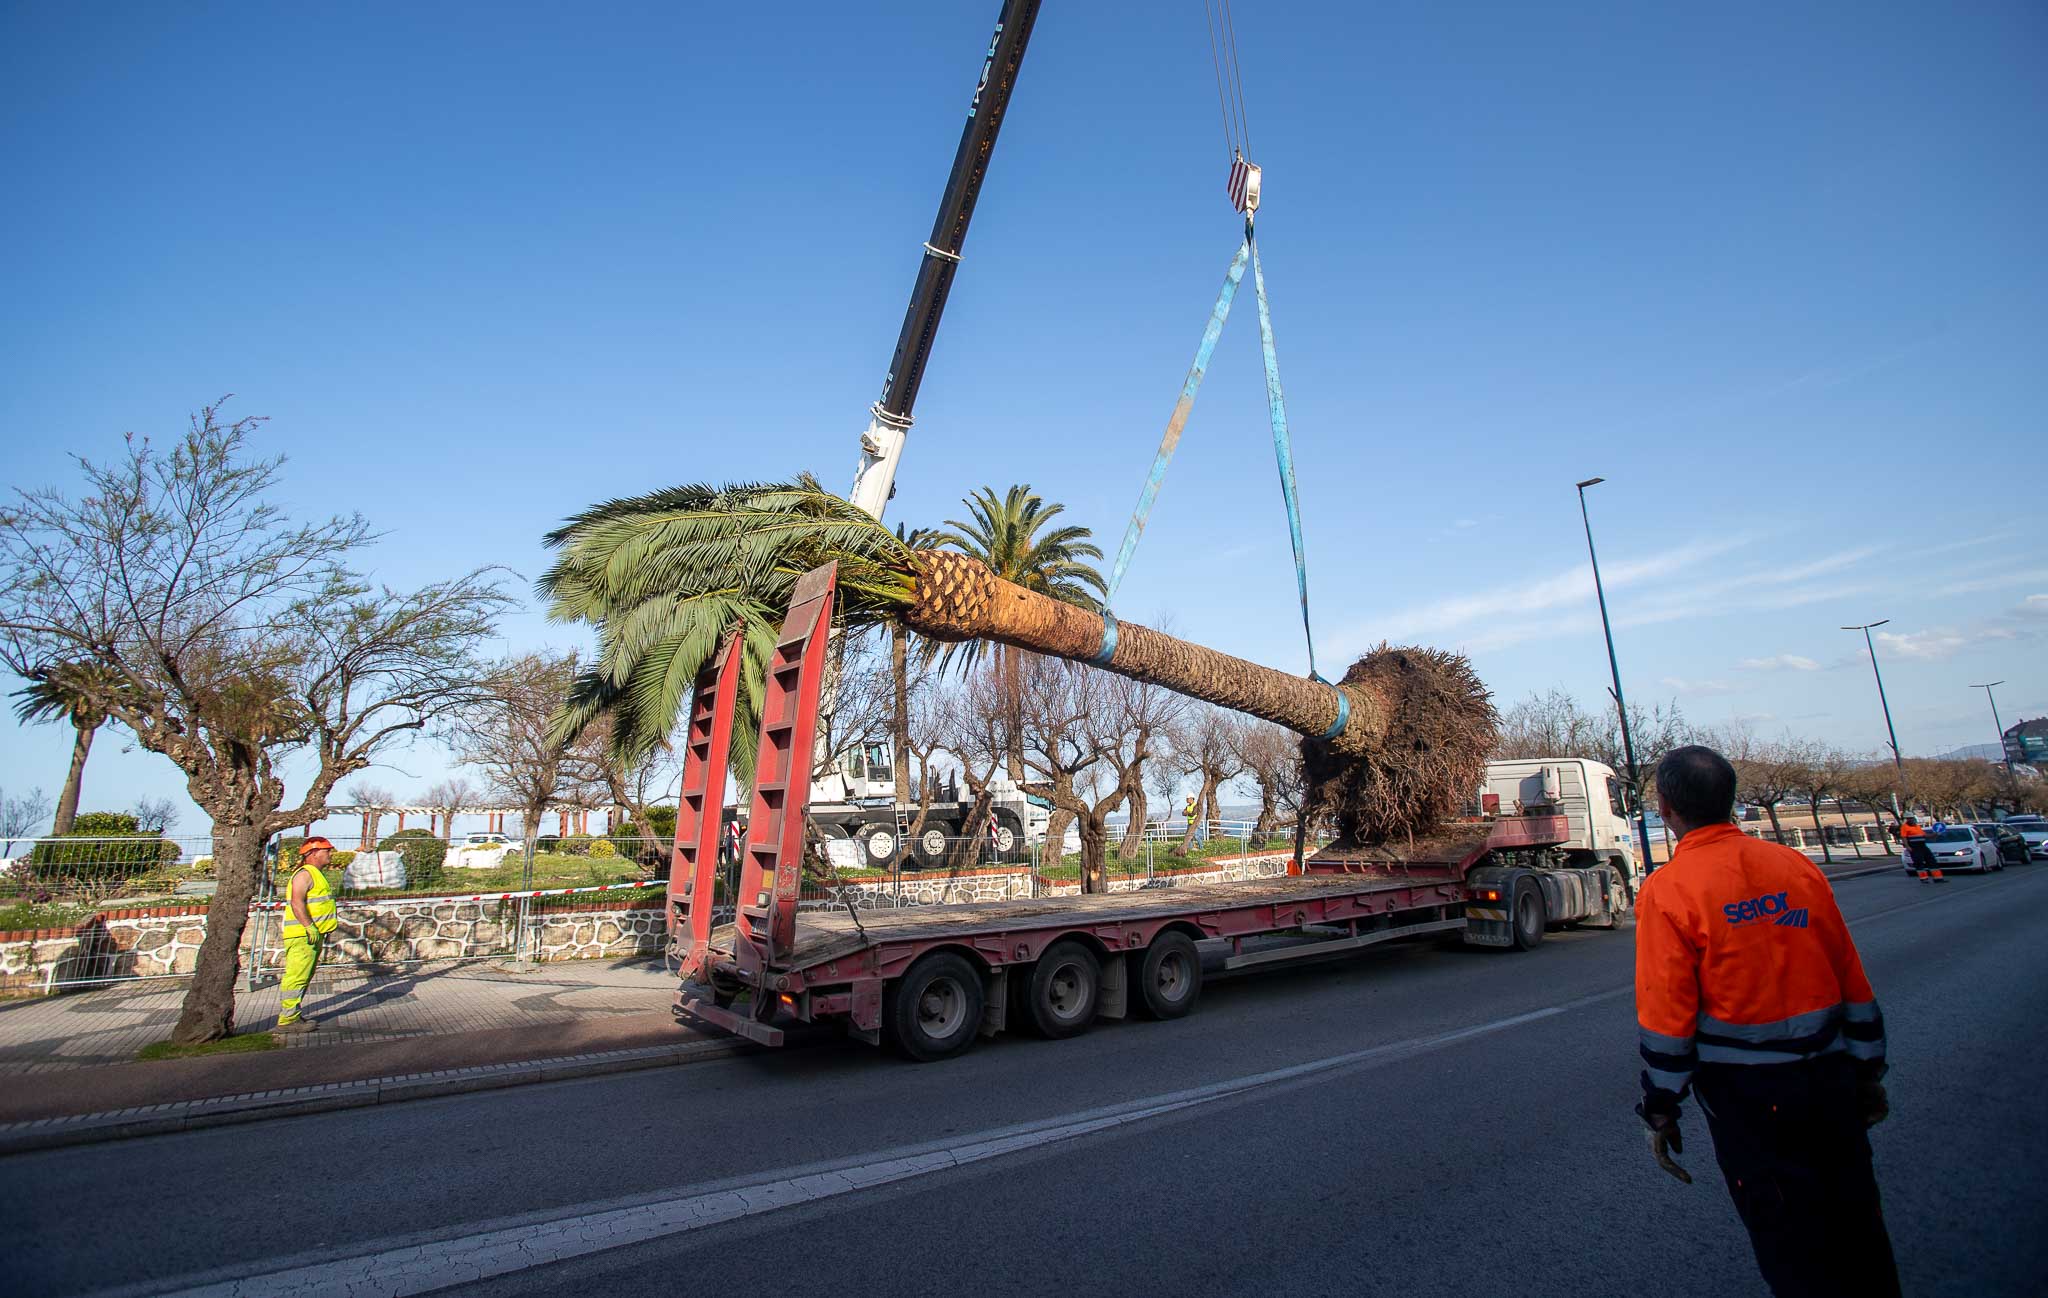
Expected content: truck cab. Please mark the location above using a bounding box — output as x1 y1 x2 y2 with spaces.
1481 758 1638 881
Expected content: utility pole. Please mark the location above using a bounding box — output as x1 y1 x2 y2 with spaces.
1844 621 1906 817
1972 680 2010 775
1575 478 1656 875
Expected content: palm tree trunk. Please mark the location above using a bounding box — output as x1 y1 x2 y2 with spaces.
52 721 95 835
906 554 1377 753
890 621 912 811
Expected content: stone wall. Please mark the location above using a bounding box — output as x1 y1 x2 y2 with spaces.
0 894 669 993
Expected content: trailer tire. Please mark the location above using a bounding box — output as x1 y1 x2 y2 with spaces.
1024 940 1101 1038
1511 877 1546 951
1134 932 1202 1020
886 952 984 1062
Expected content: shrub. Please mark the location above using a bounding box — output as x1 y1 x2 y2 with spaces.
610 808 676 858
394 836 449 892
556 833 596 857
535 835 561 854
588 838 617 858
377 828 439 852
25 811 174 883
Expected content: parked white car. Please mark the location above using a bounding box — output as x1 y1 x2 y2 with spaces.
1918 825 2001 873
463 833 512 847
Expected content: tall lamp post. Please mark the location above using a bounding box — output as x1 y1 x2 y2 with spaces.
1971 680 2010 775
1575 478 1656 876
1843 621 1906 818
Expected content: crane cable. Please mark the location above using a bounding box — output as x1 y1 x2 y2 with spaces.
1101 6 1335 708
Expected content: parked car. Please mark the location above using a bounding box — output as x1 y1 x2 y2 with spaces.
462 832 512 848
1972 822 2030 868
1916 825 2001 873
2003 816 2048 860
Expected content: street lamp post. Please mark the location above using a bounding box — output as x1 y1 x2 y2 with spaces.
1972 680 2010 775
1575 477 1657 876
1844 621 1906 818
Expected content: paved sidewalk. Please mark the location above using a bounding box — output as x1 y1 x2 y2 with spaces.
0 955 680 1076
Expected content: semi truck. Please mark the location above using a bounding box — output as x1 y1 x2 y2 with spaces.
666 566 1638 1062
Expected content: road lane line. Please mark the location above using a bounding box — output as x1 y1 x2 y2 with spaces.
114 989 1629 1298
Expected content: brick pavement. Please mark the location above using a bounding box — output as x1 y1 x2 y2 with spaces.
0 956 679 1076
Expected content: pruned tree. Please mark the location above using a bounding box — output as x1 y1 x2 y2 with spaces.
1104 674 1187 860
941 661 1020 871
347 781 396 846
0 403 508 1042
1783 742 1842 864
1497 687 1687 814
1 786 51 857
1231 720 1300 837
570 714 682 863
1012 657 1127 893
444 651 583 848
423 777 478 840
1167 705 1244 854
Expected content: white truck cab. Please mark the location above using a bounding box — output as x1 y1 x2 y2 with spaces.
1482 758 1639 881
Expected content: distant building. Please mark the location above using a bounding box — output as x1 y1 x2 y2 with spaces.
2003 717 2048 769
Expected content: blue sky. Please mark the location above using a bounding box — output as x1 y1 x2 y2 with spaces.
3 1 2044 830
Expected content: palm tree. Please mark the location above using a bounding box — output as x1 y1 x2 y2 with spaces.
927 486 1107 784
541 479 1494 851
12 662 120 834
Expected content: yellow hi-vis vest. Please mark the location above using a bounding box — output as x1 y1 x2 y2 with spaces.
280 867 339 940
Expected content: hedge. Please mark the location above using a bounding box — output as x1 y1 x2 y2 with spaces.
24 812 178 883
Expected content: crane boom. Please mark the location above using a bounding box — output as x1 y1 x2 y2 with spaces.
847 0 1042 519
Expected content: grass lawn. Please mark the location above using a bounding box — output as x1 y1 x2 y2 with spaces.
137 1032 281 1062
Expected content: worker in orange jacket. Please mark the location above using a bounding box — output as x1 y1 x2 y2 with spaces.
1897 816 1942 881
1635 746 1896 1298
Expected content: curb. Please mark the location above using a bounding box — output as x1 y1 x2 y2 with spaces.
0 1033 754 1156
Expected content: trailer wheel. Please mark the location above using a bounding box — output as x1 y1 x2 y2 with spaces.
1511 878 1546 951
1134 932 1202 1020
1025 940 1101 1038
886 952 984 1062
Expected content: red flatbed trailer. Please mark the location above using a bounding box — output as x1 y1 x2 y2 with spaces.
664 565 1633 1062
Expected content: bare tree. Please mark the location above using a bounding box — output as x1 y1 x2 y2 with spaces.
129 796 181 835
347 781 395 847
1782 741 1840 864
1721 728 1804 844
941 662 1019 871
1098 675 1187 860
1167 706 1244 854
444 652 583 848
1231 720 1300 837
1 787 51 857
0 404 508 1042
423 777 478 840
1012 658 1128 893
569 715 682 865
1495 689 1609 760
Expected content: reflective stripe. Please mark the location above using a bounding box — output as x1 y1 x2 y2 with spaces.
1698 1004 1841 1044
1642 1065 1693 1095
1844 999 1882 1023
1698 1037 1846 1067
1637 1025 1695 1056
1844 1036 1884 1061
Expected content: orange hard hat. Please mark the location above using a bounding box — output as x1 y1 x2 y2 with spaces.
301 836 336 853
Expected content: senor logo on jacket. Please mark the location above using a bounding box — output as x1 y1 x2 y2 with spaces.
1722 891 1809 927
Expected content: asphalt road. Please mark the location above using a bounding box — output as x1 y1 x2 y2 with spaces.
7 865 2045 1297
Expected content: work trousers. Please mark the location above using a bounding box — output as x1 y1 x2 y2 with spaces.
1905 839 1937 870
279 933 324 1024
1694 1056 1899 1298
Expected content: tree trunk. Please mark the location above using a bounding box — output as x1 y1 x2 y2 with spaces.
1836 803 1864 859
1042 807 1073 868
891 622 912 812
907 554 1372 752
171 822 263 1044
1118 780 1148 860
1807 795 1833 863
944 787 994 871
52 720 95 835
1253 786 1278 837
1077 815 1107 894
1180 775 1219 854
1002 647 1027 787
1763 802 1784 845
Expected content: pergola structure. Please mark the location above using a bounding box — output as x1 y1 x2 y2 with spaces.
320 803 633 850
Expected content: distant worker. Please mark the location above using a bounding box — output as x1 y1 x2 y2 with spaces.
1634 746 1896 1297
277 836 341 1033
1899 816 1942 882
1185 795 1207 846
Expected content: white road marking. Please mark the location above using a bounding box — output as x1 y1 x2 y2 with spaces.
118 989 1628 1298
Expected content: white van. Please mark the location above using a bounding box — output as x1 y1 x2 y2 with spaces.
1482 758 1639 880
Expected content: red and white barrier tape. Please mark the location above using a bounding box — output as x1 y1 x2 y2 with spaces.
252 879 663 909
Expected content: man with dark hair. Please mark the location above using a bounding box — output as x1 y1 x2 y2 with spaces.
1634 745 1897 1297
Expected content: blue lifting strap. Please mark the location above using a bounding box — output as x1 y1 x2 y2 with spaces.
1249 224 1324 683
1103 238 1250 605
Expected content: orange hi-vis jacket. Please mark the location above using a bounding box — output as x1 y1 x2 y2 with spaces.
1635 823 1885 1108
